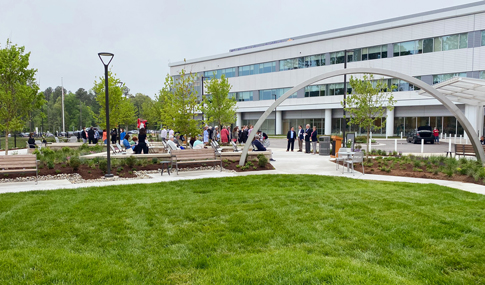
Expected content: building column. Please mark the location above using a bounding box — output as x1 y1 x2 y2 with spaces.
236 112 242 128
464 104 481 139
276 111 282 135
325 109 332 135
386 108 395 137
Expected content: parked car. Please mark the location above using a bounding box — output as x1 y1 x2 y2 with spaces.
407 126 435 144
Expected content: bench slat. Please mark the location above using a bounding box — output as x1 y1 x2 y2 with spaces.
0 169 37 173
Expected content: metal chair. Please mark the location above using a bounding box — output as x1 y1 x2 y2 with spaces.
231 141 240 152
345 151 364 175
335 148 351 170
54 137 60 143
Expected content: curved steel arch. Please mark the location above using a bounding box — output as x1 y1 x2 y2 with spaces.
239 67 485 165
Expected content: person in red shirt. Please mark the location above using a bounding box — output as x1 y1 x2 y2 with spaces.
433 127 440 144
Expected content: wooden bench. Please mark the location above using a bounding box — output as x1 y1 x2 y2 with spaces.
170 148 222 175
0 155 39 184
454 144 479 158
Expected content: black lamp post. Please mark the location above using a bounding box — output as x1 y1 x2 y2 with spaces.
343 50 348 143
98 52 114 178
272 94 277 135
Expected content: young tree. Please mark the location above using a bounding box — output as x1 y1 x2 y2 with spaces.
342 74 396 158
0 40 44 153
201 74 236 128
92 71 136 130
157 69 201 142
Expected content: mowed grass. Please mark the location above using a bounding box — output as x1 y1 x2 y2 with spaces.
0 175 484 284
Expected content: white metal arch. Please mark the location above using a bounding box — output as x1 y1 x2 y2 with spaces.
239 67 485 165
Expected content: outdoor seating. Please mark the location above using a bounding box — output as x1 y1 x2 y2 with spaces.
170 148 222 175
110 144 124 154
69 136 77 143
335 148 352 170
231 141 240 152
34 140 43 150
454 144 478 158
54 137 60 143
211 140 222 154
345 151 364 175
0 155 39 184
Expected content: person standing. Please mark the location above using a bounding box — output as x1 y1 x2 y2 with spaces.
286 127 296 152
87 127 95 144
120 128 126 141
81 127 88 143
232 126 239 143
221 126 229 143
433 127 440 144
169 129 174 138
203 126 209 145
161 128 167 141
111 128 117 144
311 126 318 155
242 126 249 144
305 124 312 153
297 125 304 152
102 129 107 144
137 128 148 154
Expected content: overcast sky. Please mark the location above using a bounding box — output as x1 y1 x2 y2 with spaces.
0 0 480 97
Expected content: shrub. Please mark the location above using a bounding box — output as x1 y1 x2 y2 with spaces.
55 169 61 174
126 156 137 168
258 155 268 168
413 160 422 168
236 165 241 168
444 168 454 177
69 157 81 171
47 160 55 169
151 157 158 164
246 161 254 167
355 136 366 143
99 160 108 173
61 146 71 153
253 166 257 170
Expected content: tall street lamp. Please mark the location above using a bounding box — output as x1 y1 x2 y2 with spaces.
272 94 277 135
98 52 114 178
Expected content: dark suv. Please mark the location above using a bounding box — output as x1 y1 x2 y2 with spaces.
407 126 434 144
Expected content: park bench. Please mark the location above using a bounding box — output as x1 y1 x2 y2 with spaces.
170 148 222 175
454 144 479 158
231 141 240 152
211 140 223 153
0 155 39 184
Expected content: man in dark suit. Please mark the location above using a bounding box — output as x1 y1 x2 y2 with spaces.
87 127 95 144
286 127 296 152
305 124 312 153
297 125 304 152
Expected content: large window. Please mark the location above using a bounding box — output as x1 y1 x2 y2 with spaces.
204 67 236 79
330 51 345 64
482 31 485 46
279 57 304 71
362 45 387 60
304 54 325 67
259 88 297 100
394 33 468 57
432 72 467 84
235 91 253 101
238 62 276 76
304 85 320 97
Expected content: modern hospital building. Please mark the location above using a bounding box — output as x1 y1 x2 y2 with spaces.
169 1 485 138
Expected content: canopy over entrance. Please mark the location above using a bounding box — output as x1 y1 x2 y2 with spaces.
417 77 485 105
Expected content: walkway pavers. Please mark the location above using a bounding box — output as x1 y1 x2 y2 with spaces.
1 147 484 195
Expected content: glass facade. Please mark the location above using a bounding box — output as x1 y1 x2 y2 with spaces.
480 71 484 80
282 118 325 136
259 88 297 100
393 33 468 57
279 57 304 71
238 62 276 76
432 72 467 84
234 91 253 102
482 31 485 46
242 119 275 135
393 116 464 137
204 68 236 79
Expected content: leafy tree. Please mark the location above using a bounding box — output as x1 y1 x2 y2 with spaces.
130 93 152 119
0 40 44 153
342 74 396 158
201 74 236 128
92 71 136 130
157 70 201 142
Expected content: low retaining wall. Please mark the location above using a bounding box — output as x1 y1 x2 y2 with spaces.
81 150 272 161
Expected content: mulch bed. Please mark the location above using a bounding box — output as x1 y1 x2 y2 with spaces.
335 160 483 185
1 159 274 181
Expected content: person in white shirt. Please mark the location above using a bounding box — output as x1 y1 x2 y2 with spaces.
169 129 174 138
167 135 180 151
161 128 167 141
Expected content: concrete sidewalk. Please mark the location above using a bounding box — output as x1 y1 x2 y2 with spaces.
0 147 484 195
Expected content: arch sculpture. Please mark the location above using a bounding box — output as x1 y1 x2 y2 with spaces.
239 67 485 165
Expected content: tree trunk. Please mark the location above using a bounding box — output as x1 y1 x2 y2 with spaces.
366 126 370 160
4 129 9 156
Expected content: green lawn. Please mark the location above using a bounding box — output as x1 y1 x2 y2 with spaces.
0 175 484 284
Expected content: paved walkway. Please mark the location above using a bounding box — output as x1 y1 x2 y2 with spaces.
0 147 484 195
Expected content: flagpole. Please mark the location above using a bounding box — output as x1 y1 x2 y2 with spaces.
62 77 65 134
